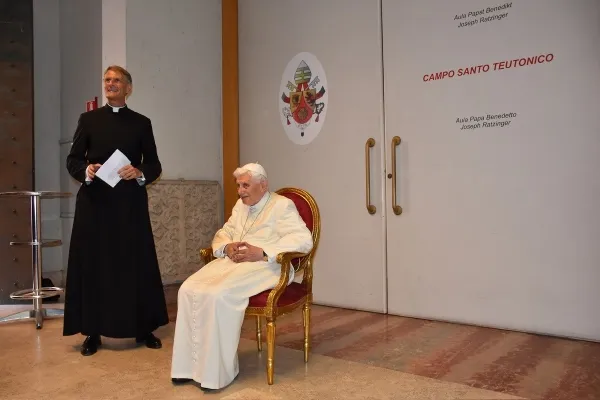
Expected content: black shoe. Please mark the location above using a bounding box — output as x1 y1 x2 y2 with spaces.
135 333 162 349
171 378 192 384
81 335 101 356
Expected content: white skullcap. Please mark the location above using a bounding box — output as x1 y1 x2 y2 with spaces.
238 162 267 179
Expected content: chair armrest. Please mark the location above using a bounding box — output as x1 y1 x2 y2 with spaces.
264 251 309 315
276 251 308 265
200 247 216 264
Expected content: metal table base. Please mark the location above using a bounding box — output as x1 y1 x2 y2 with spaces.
0 191 72 329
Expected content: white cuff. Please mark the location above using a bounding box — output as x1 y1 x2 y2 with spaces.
261 248 275 263
85 166 92 184
214 244 227 258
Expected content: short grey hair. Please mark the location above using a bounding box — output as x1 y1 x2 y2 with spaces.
233 167 267 183
104 65 132 84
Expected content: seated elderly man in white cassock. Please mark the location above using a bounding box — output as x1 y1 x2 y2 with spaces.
170 162 313 391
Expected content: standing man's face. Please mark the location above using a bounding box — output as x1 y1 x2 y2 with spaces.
104 70 131 105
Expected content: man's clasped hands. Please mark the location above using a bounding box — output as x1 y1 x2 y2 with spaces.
225 242 265 263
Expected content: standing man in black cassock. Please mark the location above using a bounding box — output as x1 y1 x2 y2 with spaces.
63 65 169 356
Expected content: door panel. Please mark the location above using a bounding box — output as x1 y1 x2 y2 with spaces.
238 0 387 312
383 0 600 340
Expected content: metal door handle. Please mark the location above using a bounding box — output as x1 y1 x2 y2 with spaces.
365 138 376 214
391 136 402 215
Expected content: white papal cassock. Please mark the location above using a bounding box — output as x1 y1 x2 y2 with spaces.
171 191 313 389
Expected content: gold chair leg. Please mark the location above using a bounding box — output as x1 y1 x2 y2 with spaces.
303 302 311 362
256 316 262 351
266 320 276 385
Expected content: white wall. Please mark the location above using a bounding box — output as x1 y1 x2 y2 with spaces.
102 0 126 75
126 0 222 183
33 0 62 280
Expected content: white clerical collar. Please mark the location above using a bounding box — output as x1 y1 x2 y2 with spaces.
108 103 126 113
248 191 271 213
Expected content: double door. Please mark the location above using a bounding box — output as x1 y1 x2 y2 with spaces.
238 0 600 341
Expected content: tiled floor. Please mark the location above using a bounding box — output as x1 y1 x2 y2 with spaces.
0 314 523 400
238 305 600 400
1 284 599 399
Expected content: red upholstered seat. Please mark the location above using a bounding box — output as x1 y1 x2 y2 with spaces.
283 191 314 232
248 191 314 306
249 282 307 307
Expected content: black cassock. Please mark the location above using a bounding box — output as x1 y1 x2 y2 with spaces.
63 104 169 338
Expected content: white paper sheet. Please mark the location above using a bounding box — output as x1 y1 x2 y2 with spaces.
95 149 131 188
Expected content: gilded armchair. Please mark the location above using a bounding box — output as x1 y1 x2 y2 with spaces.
200 187 320 385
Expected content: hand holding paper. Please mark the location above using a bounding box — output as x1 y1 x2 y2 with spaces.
95 149 131 188
118 164 142 180
86 163 102 180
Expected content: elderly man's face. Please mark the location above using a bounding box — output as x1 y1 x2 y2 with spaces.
237 173 267 206
104 70 131 105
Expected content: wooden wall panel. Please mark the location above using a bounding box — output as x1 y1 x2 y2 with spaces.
0 0 34 304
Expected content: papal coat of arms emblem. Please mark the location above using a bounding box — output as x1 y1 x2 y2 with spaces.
279 52 328 145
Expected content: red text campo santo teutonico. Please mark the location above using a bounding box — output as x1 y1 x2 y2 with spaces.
423 53 554 82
